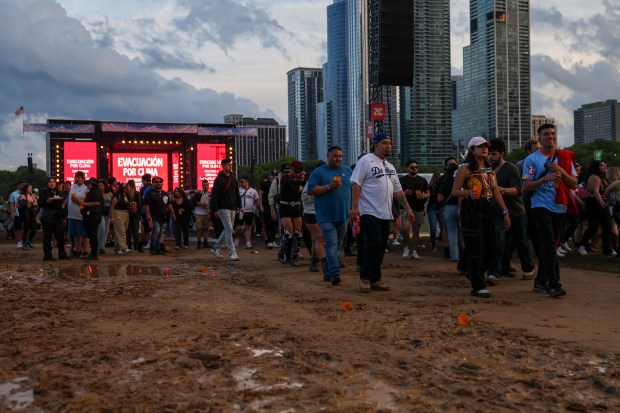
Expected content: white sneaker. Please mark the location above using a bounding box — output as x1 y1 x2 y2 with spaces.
560 242 572 251
267 242 276 249
411 250 421 260
577 245 588 256
556 248 565 257
402 246 410 258
122 248 132 255
144 241 151 249
16 241 22 248
557 246 567 254
230 252 240 261
609 250 618 257
391 239 401 246
245 242 253 249
210 248 222 258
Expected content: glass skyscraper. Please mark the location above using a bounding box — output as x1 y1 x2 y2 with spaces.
453 0 530 153
574 100 620 145
324 0 368 166
399 0 452 166
287 67 323 161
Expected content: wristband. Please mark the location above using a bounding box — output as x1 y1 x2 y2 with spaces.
326 185 331 192
501 207 509 215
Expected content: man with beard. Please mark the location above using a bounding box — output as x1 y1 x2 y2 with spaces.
350 133 414 293
488 138 535 282
308 146 353 285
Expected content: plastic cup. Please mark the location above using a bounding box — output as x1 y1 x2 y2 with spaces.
457 313 470 325
470 185 481 200
333 175 342 184
341 301 353 312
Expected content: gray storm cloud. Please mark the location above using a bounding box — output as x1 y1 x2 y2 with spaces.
0 0 276 169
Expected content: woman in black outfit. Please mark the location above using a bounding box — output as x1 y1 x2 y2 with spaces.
18 183 38 250
82 178 103 261
171 187 191 249
39 177 68 260
125 180 143 252
277 160 305 266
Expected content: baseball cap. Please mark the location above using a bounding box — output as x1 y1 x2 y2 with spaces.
467 136 491 148
371 133 390 144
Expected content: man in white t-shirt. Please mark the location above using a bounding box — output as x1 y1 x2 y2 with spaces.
350 133 414 293
235 176 259 249
192 179 211 249
67 171 89 257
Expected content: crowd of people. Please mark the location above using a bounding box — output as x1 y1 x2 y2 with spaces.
1 124 619 298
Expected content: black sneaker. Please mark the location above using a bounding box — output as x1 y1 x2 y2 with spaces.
533 283 550 294
548 286 567 297
331 275 341 286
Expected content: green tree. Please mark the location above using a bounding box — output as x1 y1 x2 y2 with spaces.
0 166 47 199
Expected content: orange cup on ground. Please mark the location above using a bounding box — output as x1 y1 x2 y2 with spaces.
341 301 353 312
457 313 470 325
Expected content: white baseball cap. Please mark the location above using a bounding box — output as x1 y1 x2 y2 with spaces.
467 136 491 148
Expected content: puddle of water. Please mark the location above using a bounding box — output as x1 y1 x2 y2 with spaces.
0 377 34 411
53 264 167 280
248 348 284 358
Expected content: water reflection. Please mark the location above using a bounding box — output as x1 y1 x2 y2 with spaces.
55 264 166 280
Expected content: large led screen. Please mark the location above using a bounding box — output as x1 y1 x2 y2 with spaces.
64 141 97 183
196 143 227 188
112 153 169 188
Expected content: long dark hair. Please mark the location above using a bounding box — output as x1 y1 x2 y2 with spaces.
115 183 127 203
464 149 491 172
585 160 607 186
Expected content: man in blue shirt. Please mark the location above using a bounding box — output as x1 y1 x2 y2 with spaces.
523 123 577 297
308 146 352 285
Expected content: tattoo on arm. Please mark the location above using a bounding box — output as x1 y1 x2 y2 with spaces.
395 192 409 209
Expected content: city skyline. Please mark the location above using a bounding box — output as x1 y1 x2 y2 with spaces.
0 0 617 170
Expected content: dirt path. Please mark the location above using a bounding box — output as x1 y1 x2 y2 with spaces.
1 244 618 412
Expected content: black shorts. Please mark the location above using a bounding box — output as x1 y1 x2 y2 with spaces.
280 204 302 218
304 213 317 225
235 212 255 227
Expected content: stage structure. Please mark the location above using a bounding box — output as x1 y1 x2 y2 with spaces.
29 119 256 191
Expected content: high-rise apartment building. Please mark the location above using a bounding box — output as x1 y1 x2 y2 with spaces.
399 0 452 166
531 115 556 140
453 0 530 153
287 67 323 161
574 100 620 145
323 0 369 167
223 115 287 166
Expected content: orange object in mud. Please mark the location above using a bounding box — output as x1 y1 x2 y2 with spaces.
341 301 353 312
457 313 470 325
200 265 207 273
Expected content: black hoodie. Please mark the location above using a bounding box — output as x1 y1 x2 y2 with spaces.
210 171 241 212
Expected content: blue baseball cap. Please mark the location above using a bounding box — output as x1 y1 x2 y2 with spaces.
372 133 390 144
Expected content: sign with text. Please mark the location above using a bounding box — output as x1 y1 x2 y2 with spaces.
365 121 375 139
63 141 97 183
197 143 227 188
370 103 386 121
172 152 180 190
112 153 169 187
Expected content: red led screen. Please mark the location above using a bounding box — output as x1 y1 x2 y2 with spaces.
196 143 227 188
112 153 169 187
63 141 98 183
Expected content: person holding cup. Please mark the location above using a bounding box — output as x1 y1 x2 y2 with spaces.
452 136 511 298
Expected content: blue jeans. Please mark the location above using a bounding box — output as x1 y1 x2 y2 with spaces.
319 221 347 277
443 205 461 261
214 209 236 254
427 205 444 249
150 220 164 252
98 214 110 250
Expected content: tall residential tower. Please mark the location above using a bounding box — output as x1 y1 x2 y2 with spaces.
453 0 530 153
287 67 323 161
399 0 452 166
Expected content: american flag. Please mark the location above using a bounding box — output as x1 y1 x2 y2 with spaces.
14 106 24 116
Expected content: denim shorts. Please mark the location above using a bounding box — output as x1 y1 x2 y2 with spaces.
68 218 87 236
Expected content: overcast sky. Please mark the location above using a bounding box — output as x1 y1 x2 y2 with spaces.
1 0 617 171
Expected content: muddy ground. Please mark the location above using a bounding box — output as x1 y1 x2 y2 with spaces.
0 239 619 412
